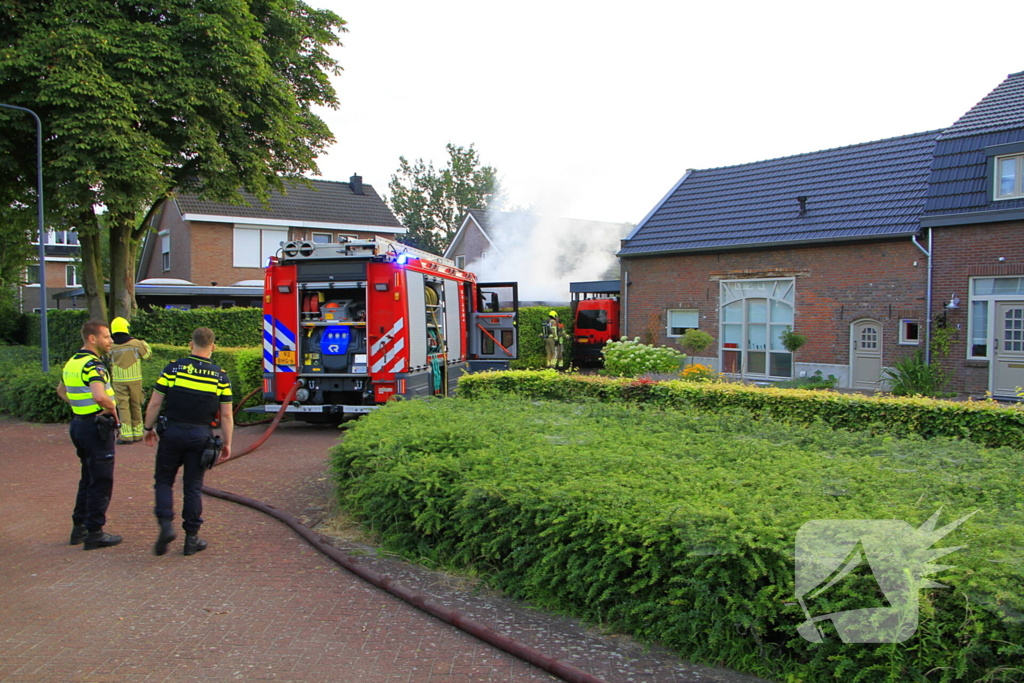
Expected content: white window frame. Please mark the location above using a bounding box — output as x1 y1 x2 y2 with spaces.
967 276 1024 359
898 319 920 345
160 231 170 271
667 309 699 337
994 153 1024 200
311 232 332 244
65 264 80 287
719 278 796 379
233 225 288 268
25 264 40 285
454 255 466 269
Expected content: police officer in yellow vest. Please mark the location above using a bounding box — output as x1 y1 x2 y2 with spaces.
109 316 152 444
56 319 123 550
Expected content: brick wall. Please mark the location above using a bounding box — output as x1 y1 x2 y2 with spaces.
621 238 927 376
931 221 1024 396
461 220 494 265
141 200 191 281
187 221 265 286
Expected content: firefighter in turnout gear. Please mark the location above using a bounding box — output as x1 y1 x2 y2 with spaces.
109 316 152 444
143 327 234 556
541 310 566 369
56 319 123 550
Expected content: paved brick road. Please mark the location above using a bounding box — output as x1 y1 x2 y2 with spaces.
0 418 771 683
0 419 561 683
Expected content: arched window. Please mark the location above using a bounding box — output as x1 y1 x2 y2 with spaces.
720 279 795 378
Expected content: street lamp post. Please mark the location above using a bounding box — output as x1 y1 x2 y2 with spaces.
0 102 49 372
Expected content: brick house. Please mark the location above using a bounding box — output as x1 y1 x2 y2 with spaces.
137 176 404 295
20 229 84 311
619 72 1024 398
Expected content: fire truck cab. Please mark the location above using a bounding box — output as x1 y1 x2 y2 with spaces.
260 237 517 421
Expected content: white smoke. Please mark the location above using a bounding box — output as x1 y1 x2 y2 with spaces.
466 211 631 302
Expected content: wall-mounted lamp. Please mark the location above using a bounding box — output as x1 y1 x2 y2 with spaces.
945 294 960 309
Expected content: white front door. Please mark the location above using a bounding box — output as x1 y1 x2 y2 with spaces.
850 320 883 390
991 302 1024 398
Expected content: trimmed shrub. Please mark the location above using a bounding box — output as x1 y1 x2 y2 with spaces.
25 307 262 360
0 365 72 422
511 306 573 370
331 397 1024 683
457 370 1024 449
0 344 263 423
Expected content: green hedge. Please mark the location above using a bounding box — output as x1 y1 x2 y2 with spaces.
330 398 1024 683
0 344 263 423
457 370 1024 449
511 306 573 370
25 307 262 361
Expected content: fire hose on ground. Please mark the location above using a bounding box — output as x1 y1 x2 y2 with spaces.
200 383 611 683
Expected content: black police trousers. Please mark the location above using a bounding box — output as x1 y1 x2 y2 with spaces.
153 422 210 533
69 415 116 532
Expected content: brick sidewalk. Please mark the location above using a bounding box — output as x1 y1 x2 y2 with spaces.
0 419 559 683
0 418 771 683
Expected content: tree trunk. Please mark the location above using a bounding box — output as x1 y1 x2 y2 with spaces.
108 215 137 320
77 211 107 321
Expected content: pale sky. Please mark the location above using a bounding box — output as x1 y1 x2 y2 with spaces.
309 0 1024 226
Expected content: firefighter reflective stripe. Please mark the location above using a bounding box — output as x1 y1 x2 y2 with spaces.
110 340 150 382
370 317 406 373
62 352 114 415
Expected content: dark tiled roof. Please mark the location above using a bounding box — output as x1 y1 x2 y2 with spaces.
174 178 402 228
924 129 1024 215
620 131 938 257
939 72 1024 140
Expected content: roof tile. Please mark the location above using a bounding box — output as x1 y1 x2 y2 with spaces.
174 178 402 229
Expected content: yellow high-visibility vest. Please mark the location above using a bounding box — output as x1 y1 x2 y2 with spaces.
62 351 115 416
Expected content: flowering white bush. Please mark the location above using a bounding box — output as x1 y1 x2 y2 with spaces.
602 337 685 377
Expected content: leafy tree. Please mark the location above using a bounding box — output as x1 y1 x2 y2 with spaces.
0 0 345 320
388 143 505 254
0 199 35 342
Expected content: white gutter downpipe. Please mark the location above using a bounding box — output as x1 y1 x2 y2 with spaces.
911 228 933 365
621 262 629 338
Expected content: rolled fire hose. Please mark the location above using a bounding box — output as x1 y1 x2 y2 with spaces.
201 382 611 683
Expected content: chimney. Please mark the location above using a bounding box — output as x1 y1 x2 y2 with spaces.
350 174 364 195
797 196 808 216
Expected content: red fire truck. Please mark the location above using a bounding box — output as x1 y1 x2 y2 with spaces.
259 237 518 421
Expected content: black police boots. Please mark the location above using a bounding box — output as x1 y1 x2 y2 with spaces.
154 519 177 556
83 530 122 550
183 532 207 556
69 524 88 545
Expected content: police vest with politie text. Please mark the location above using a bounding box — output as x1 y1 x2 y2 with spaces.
63 351 116 416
